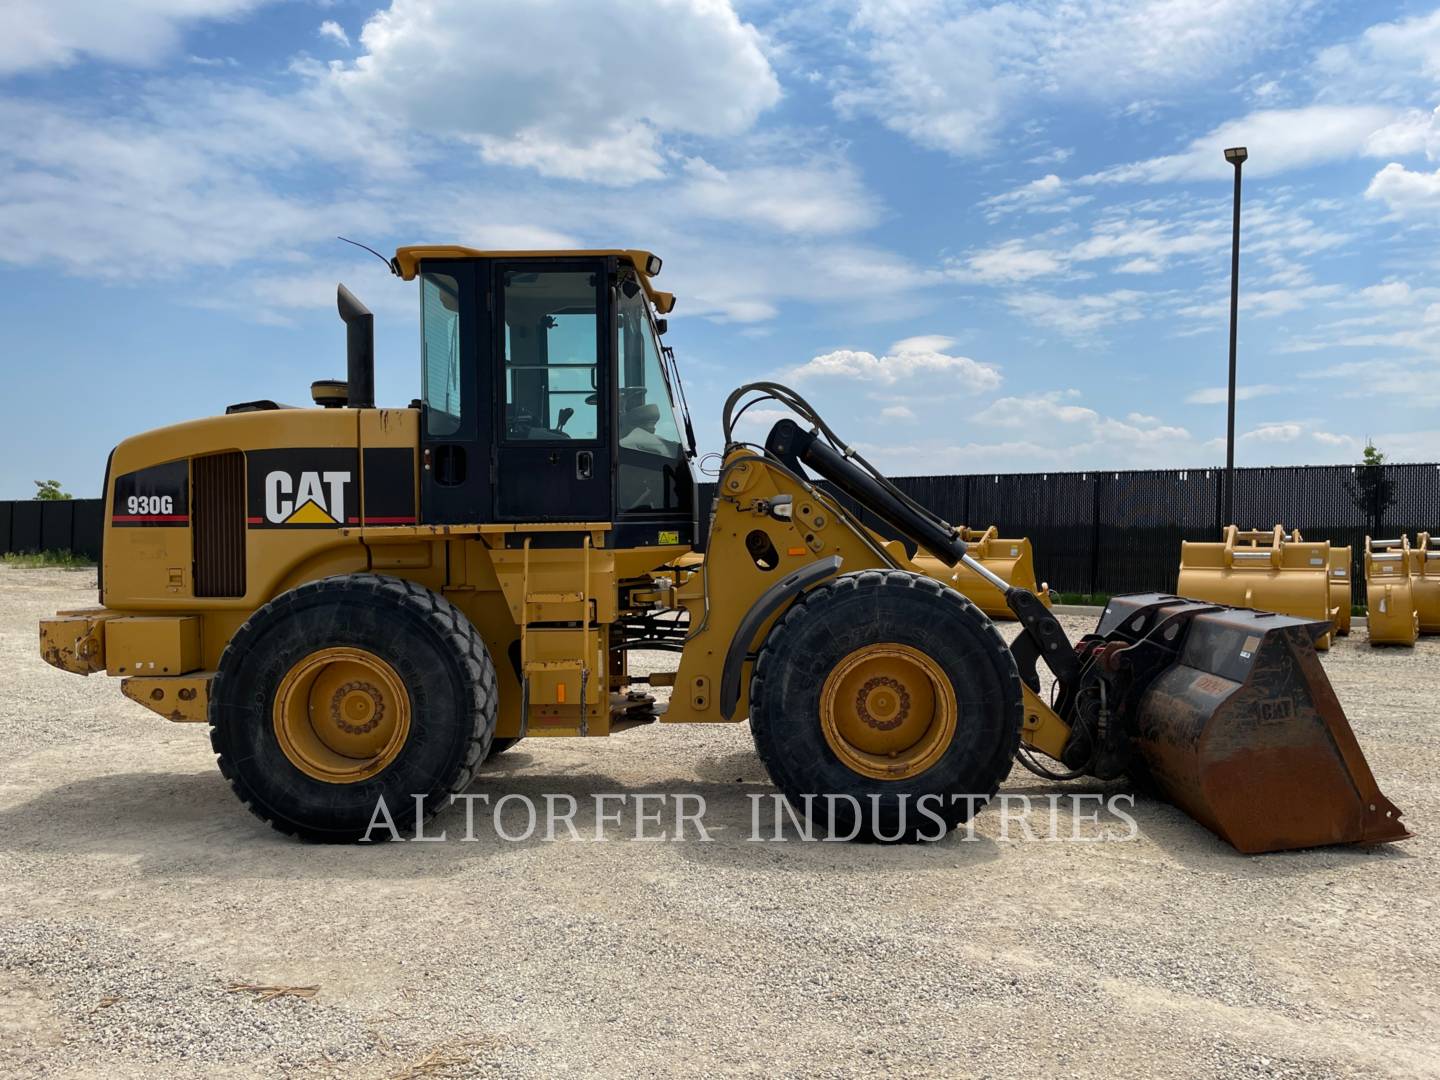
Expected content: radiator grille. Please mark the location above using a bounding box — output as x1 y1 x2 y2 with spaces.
193 451 246 598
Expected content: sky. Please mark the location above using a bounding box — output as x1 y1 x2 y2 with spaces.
2 0 1440 498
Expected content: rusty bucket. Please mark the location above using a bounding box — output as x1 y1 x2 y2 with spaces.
1098 595 1409 854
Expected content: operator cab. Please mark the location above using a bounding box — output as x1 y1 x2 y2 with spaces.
393 247 697 547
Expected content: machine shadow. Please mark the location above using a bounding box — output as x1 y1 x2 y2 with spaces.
0 764 1009 879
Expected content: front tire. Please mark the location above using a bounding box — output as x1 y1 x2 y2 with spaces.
209 574 496 842
750 570 1022 841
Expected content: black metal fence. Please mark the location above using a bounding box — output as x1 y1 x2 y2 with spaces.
699 462 1440 607
0 499 104 560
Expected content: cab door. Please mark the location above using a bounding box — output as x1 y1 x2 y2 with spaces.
492 259 613 523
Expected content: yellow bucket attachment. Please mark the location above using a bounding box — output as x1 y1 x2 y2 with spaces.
1416 533 1440 632
1328 544 1352 636
914 526 1049 619
1365 535 1425 646
1176 525 1340 649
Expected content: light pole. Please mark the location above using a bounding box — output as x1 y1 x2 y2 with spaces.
1223 145 1247 528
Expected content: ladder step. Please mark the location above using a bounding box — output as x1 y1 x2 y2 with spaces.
527 592 584 604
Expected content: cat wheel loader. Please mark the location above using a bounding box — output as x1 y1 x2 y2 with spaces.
39 246 1408 852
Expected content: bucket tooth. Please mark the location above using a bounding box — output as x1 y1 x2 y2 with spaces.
1098 594 1409 854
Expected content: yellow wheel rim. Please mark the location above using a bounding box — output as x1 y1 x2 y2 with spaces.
273 647 411 784
819 643 957 781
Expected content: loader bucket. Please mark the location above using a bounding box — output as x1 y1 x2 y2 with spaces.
1410 532 1440 633
1328 545 1352 636
916 526 1049 619
1177 525 1339 649
1365 536 1419 646
1098 593 1409 854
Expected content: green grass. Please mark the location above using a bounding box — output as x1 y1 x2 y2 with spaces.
1054 592 1112 607
1 549 96 569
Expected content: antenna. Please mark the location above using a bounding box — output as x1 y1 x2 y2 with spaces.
337 236 400 276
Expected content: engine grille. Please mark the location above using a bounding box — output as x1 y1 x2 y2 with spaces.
192 451 246 598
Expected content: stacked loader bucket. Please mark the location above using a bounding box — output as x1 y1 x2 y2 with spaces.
1364 533 1440 645
1177 526 1342 649
913 526 1049 619
1328 543 1353 636
1417 533 1440 632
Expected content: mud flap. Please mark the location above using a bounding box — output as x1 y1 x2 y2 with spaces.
1100 594 1409 854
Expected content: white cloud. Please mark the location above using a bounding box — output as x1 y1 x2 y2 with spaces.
318 20 350 47
968 388 1195 464
0 0 269 75
0 97 385 279
1026 147 1074 166
880 404 916 420
329 0 780 184
1314 431 1360 449
1366 162 1440 215
1185 385 1281 405
979 174 1091 219
957 240 1069 283
1003 289 1146 340
1312 9 1440 99
975 390 1095 428
1359 281 1417 307
833 0 1317 157
1241 422 1303 442
1364 107 1440 161
1178 283 1343 322
790 335 1002 390
676 156 880 235
1084 106 1398 184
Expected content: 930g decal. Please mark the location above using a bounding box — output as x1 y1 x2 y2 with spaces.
112 460 188 526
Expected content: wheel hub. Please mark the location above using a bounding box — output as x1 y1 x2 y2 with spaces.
819 643 956 780
273 647 411 784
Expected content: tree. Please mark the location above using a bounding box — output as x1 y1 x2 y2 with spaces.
33 480 72 501
1345 440 1393 537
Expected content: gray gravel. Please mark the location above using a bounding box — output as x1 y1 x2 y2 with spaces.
1 565 1436 1078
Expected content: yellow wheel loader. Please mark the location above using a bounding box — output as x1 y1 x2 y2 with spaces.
39 247 1408 852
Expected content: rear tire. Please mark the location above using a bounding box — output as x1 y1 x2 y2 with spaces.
750 570 1022 841
209 574 496 842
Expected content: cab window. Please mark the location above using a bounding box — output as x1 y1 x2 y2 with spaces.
502 270 599 440
420 272 462 437
617 275 685 511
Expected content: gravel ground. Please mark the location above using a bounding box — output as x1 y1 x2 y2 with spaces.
1 565 1436 1079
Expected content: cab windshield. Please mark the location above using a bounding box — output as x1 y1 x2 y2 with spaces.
616 273 686 511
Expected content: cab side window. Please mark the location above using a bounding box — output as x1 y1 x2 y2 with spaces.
420 272 463 437
502 270 599 440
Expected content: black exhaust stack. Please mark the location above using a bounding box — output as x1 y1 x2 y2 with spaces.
337 283 374 409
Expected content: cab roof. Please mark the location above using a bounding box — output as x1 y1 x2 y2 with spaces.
392 246 675 314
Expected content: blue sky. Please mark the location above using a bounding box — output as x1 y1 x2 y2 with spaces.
3 0 1440 498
